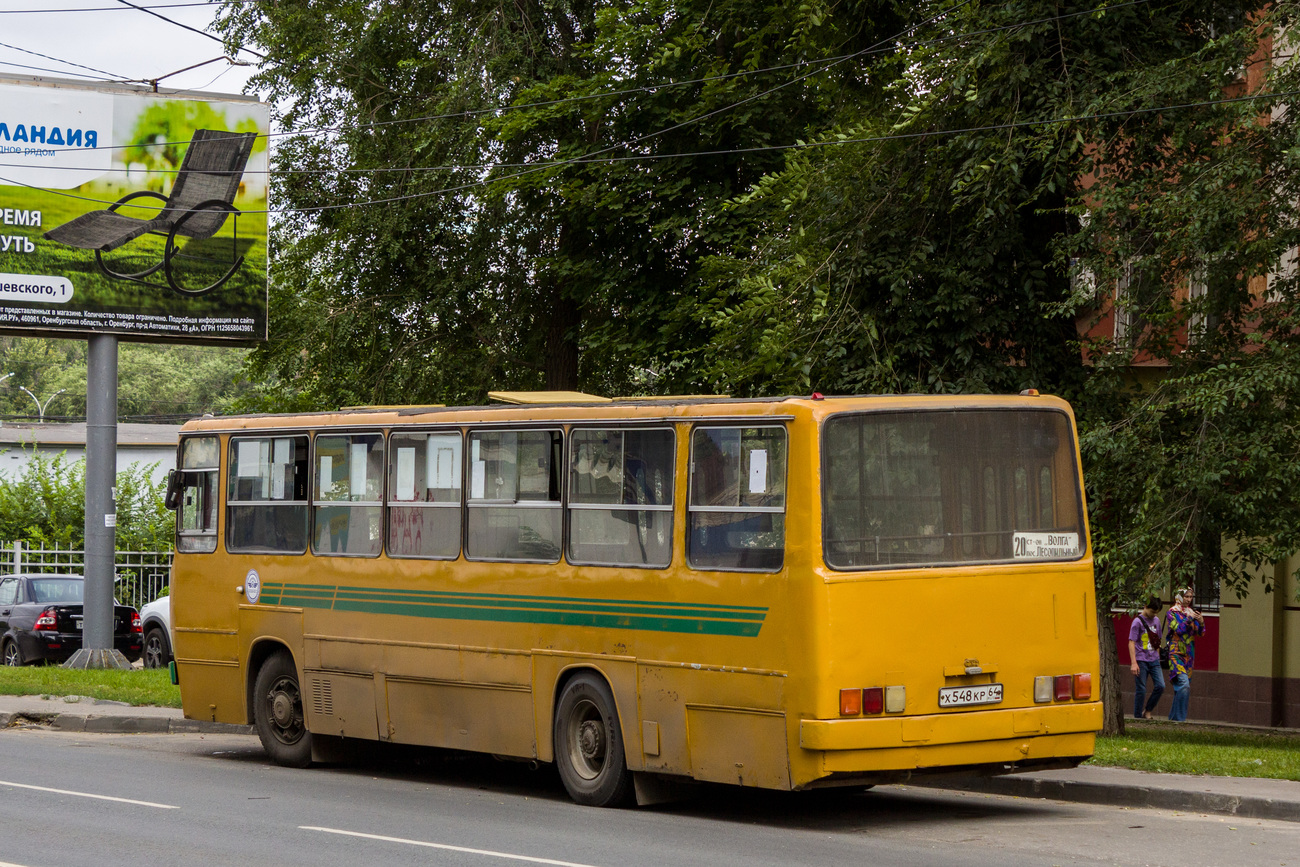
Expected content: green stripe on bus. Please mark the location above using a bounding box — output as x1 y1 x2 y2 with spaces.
259 582 765 637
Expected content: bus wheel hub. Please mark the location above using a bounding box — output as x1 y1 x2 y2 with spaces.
272 692 295 726
579 720 604 760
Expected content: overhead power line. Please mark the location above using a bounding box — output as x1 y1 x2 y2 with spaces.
1 0 269 11
0 39 131 80
112 0 265 60
5 86 1295 219
5 0 1162 158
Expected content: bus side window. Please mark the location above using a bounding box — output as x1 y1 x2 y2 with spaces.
312 432 384 557
226 435 310 554
687 426 787 571
177 436 219 554
466 429 563 563
387 431 463 559
568 427 674 568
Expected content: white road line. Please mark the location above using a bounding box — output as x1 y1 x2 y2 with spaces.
301 826 602 867
0 861 38 867
0 779 178 809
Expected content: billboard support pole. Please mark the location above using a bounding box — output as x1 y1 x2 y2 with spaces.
64 334 129 670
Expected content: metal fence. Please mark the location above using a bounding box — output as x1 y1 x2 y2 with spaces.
0 541 172 610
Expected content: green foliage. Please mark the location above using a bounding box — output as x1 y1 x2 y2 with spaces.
216 0 900 408
0 337 252 421
124 100 239 177
0 452 172 550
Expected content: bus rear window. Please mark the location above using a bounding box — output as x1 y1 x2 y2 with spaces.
822 410 1085 570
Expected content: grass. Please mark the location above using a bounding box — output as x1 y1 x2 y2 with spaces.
0 666 181 708
1088 721 1300 781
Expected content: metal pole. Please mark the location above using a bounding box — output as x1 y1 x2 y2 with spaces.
65 334 128 669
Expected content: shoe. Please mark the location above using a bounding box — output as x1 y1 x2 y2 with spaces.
1143 712 1153 719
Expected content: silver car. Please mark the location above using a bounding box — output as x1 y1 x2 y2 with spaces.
139 595 172 669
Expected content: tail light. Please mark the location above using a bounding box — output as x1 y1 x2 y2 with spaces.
1034 676 1053 703
1073 673 1092 700
131 613 143 634
1053 675 1073 702
34 608 57 631
862 687 884 715
840 685 906 716
839 688 862 716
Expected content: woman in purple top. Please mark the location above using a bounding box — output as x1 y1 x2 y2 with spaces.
1128 598 1164 719
1164 587 1206 722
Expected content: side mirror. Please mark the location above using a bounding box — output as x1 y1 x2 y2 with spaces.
164 469 184 511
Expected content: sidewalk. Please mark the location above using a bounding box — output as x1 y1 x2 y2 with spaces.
0 693 252 735
914 764 1300 823
1 694 1297 821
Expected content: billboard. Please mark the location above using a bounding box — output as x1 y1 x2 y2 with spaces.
0 76 268 344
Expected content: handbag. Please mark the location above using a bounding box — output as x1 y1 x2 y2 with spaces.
1159 645 1170 670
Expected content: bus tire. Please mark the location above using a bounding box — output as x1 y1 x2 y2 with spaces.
553 672 633 807
253 652 312 768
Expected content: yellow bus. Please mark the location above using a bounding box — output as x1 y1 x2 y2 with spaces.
167 392 1102 806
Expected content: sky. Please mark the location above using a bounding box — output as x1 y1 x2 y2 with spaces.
1 0 260 98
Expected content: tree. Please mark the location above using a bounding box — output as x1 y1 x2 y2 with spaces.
0 337 252 421
684 0 1288 732
216 0 903 407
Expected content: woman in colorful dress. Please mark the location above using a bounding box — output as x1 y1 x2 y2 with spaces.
1164 587 1206 722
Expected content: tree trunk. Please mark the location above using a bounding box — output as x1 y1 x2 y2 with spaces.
543 292 580 391
1098 599 1125 736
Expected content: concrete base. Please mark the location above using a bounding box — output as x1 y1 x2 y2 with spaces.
62 649 133 671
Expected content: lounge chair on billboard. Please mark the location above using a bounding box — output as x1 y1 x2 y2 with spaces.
44 129 257 297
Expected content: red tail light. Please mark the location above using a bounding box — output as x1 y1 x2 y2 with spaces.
862 687 884 715
34 608 57 631
131 613 143 634
1054 674 1073 702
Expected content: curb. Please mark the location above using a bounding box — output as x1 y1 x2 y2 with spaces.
0 710 254 736
918 775 1300 824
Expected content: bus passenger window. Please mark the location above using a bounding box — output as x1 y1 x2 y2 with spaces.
226 435 309 554
687 426 787 571
388 431 462 559
176 436 219 553
466 430 562 563
568 428 674 568
313 433 384 557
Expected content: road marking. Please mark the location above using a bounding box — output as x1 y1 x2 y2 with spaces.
0 861 39 867
0 779 178 809
301 826 601 867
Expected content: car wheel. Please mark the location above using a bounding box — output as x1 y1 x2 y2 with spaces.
2 639 22 667
253 652 312 768
143 628 170 669
553 672 633 807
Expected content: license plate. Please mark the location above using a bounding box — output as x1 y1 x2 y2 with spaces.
73 619 82 631
938 683 1003 708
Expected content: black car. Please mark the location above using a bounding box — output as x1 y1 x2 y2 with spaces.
0 574 143 666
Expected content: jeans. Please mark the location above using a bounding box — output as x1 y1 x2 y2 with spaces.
1133 659 1165 717
1168 669 1190 721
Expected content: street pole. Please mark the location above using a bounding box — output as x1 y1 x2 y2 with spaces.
65 334 128 670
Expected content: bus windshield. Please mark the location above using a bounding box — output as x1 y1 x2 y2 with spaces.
822 409 1085 569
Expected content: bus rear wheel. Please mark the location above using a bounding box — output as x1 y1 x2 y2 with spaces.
553 672 632 807
253 652 312 768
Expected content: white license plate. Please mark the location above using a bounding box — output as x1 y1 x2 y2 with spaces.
73 620 82 631
938 683 1003 708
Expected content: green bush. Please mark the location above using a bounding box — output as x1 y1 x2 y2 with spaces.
0 450 172 550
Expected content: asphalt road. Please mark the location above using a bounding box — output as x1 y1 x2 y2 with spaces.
0 728 1292 867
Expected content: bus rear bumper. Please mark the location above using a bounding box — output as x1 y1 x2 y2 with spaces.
795 703 1101 787
799 701 1102 752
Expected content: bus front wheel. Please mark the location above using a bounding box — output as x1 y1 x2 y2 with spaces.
253 652 312 768
553 672 633 807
